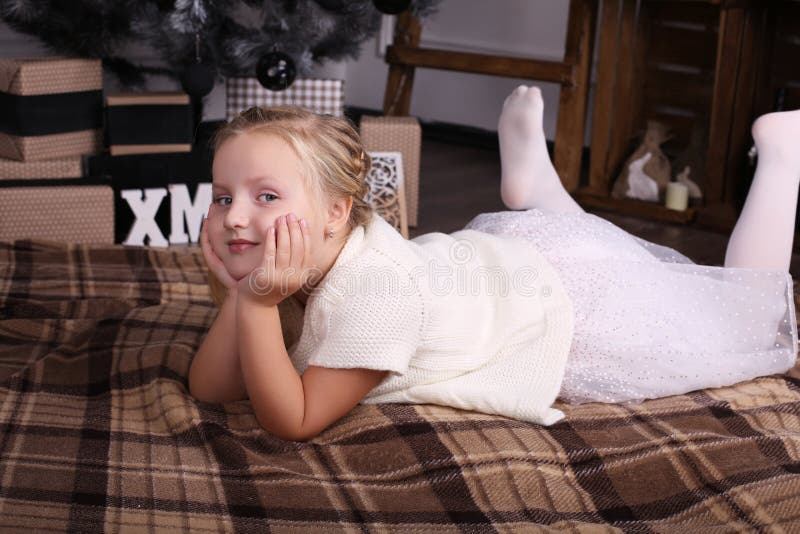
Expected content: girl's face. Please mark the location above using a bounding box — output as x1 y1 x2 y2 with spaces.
209 132 325 281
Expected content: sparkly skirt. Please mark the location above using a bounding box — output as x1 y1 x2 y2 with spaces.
464 209 798 404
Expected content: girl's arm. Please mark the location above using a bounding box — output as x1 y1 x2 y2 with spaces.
235 213 386 440
189 289 247 403
237 300 387 441
189 205 247 403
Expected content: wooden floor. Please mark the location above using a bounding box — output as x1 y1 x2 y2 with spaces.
412 139 800 278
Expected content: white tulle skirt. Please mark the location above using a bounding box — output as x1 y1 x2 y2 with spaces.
465 209 798 404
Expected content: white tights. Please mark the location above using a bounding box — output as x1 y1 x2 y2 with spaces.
498 86 800 273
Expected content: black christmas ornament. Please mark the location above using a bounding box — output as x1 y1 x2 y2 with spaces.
181 32 216 98
181 63 216 98
256 51 297 91
373 0 411 15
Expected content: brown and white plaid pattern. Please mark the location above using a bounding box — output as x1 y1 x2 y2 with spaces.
1 239 800 531
226 78 345 121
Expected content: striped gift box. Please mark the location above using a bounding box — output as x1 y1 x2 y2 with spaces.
226 78 344 120
0 57 103 161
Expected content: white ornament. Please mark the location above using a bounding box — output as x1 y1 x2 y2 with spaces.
675 165 703 199
625 152 659 202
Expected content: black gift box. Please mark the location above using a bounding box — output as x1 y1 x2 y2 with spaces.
105 92 193 156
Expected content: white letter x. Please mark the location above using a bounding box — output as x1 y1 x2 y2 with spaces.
121 188 169 247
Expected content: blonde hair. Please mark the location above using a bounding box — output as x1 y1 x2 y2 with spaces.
207 106 374 306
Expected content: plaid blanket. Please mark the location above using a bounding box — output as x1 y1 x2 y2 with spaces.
1 239 799 532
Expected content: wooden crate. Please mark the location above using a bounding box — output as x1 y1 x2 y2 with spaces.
578 0 770 228
760 1 800 113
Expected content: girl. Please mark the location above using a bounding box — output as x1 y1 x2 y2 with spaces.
190 87 799 441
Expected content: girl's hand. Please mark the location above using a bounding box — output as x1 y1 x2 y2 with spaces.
240 213 312 307
201 203 238 290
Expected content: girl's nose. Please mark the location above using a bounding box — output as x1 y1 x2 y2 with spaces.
223 200 249 229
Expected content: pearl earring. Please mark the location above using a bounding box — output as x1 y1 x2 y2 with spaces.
328 228 334 239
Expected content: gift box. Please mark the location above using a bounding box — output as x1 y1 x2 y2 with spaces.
105 92 193 156
359 115 421 227
0 57 103 161
226 78 344 120
366 151 408 239
0 155 84 179
0 177 114 243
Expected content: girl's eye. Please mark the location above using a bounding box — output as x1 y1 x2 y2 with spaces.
258 193 278 202
213 196 232 206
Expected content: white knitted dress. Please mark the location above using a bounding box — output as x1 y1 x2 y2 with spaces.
465 209 798 404
288 213 575 425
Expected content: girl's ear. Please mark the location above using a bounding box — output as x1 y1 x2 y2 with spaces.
327 196 353 233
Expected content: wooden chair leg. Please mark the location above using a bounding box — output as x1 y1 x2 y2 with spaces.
383 13 421 116
605 0 645 195
554 0 597 192
705 6 747 204
587 0 623 195
383 65 416 116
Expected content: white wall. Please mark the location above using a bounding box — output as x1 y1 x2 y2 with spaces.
1 0 582 140
343 0 571 139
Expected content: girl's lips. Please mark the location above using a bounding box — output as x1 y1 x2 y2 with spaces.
228 241 257 254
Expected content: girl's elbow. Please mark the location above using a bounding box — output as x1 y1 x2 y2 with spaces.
188 380 215 403
188 368 214 401
253 411 324 442
188 376 244 404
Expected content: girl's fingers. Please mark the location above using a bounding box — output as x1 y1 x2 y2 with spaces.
251 225 277 295
287 213 304 270
300 217 311 270
264 225 277 265
275 215 291 269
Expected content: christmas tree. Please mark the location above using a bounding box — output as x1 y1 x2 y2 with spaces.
0 0 440 92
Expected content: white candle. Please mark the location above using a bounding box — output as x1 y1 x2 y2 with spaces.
665 182 689 211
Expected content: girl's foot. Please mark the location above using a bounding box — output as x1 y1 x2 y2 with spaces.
498 86 580 213
723 108 800 271
751 109 800 175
